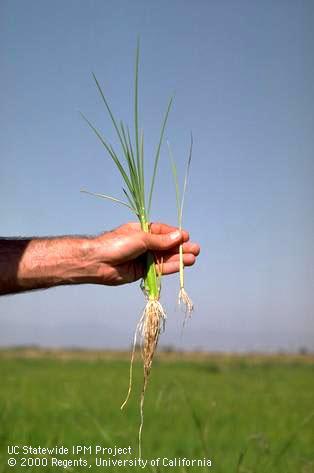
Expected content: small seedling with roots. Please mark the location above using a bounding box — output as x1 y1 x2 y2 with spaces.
81 41 172 457
168 136 194 324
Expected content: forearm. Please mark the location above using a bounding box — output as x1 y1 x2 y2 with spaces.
0 236 96 295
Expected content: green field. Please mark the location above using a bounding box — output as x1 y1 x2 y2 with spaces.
0 349 313 473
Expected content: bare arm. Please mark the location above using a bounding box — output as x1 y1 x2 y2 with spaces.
0 223 200 296
0 236 93 295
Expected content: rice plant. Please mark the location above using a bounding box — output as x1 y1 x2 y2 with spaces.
168 135 194 323
81 40 172 456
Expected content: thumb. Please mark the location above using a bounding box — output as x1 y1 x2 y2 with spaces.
143 230 183 251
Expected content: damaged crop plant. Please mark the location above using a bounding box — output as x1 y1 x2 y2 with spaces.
81 40 193 456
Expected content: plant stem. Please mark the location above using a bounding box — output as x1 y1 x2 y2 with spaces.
179 243 184 289
140 218 159 300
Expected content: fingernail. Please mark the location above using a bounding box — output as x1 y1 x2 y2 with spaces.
170 230 181 240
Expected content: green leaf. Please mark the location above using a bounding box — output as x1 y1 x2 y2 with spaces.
80 189 138 215
119 121 142 208
122 188 139 215
148 96 173 216
167 141 181 224
80 112 134 197
180 133 193 223
167 134 193 228
92 73 128 159
134 38 140 195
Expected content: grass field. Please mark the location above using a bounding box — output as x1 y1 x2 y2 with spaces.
0 349 313 472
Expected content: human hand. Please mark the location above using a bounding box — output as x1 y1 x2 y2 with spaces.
87 222 200 286
0 223 200 295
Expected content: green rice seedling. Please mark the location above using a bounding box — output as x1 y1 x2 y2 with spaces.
168 135 194 323
81 41 172 457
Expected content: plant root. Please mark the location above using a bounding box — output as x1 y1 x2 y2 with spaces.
120 299 166 458
178 287 194 327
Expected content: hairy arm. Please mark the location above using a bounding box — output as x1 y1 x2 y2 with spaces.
0 236 95 295
0 223 200 296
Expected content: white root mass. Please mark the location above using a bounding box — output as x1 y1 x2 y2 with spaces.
121 299 166 457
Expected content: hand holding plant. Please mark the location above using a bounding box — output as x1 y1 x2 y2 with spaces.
81 39 198 456
88 222 199 286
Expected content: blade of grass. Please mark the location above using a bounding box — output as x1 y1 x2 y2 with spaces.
123 188 138 213
92 72 128 159
126 124 144 212
139 129 145 206
127 126 136 168
180 133 193 224
80 189 138 215
113 121 141 208
168 135 194 316
80 112 134 197
92 73 145 212
147 96 173 217
134 39 141 195
120 121 137 179
181 386 210 462
167 141 181 223
271 411 314 468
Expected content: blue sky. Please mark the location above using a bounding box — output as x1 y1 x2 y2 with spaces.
1 0 313 351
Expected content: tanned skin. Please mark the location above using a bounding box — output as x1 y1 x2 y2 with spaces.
0 222 200 296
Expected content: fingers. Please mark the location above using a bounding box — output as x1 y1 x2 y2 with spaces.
142 229 188 252
158 257 196 276
110 222 198 265
117 222 189 241
150 222 189 240
156 241 200 258
184 242 200 256
116 222 177 233
154 239 200 275
160 253 196 265
154 242 200 266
